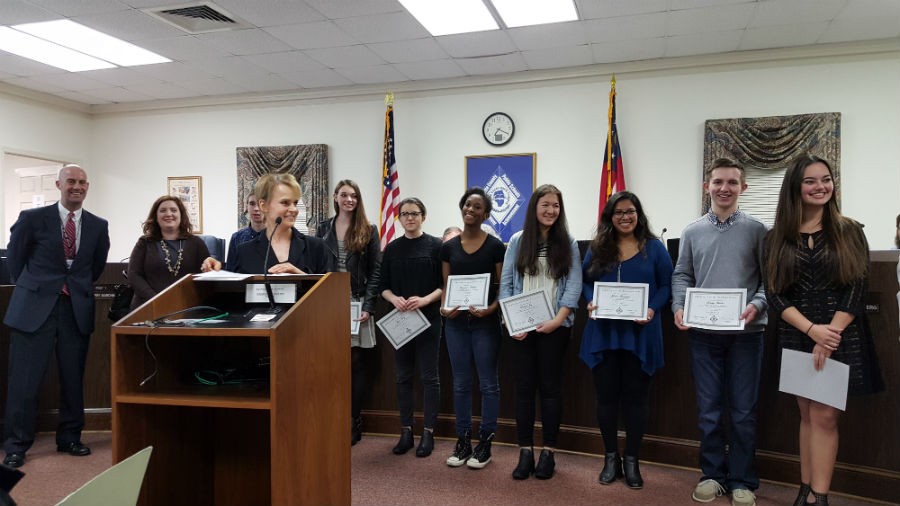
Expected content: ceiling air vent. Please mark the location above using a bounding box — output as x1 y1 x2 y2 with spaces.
145 2 248 34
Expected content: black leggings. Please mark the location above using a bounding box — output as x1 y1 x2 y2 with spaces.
591 349 652 458
512 326 569 447
351 347 372 419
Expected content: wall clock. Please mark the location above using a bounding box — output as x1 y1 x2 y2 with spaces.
482 112 514 146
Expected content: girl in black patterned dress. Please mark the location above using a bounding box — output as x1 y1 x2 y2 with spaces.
766 154 883 506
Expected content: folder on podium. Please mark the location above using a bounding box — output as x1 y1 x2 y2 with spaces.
111 273 350 506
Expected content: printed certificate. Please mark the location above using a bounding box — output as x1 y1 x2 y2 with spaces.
350 301 361 336
444 273 490 310
591 282 649 320
376 308 431 350
499 289 554 335
683 288 746 331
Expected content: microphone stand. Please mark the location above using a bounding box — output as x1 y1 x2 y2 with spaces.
262 217 283 314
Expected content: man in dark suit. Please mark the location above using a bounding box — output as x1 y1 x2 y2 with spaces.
2 164 110 469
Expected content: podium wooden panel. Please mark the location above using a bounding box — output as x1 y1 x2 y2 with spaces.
111 273 350 506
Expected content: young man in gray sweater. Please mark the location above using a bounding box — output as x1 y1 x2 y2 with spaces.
671 158 768 506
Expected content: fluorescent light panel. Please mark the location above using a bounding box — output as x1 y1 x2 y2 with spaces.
15 20 170 67
398 0 498 36
0 26 114 72
491 0 578 28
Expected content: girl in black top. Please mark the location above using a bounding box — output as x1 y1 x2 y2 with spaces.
378 197 443 457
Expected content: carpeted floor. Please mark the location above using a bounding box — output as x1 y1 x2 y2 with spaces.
5 431 885 505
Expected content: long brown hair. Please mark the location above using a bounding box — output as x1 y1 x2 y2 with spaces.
515 184 571 279
142 195 193 240
766 154 868 292
588 191 658 276
332 179 372 254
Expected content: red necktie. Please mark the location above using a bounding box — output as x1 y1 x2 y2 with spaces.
62 212 75 295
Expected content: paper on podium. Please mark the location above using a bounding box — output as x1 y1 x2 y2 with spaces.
194 270 252 281
778 348 849 411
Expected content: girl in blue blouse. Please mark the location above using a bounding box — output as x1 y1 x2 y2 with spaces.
580 191 673 489
500 184 581 480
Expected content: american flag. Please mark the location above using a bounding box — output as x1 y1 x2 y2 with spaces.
599 76 625 218
379 93 400 250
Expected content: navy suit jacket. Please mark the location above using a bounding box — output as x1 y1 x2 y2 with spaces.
3 204 110 335
231 228 333 275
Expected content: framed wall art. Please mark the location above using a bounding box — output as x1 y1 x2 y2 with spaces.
167 175 203 234
465 153 536 243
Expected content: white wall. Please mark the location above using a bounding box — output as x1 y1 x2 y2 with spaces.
2 52 898 259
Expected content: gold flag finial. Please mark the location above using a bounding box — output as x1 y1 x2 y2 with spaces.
384 92 394 106
610 74 616 90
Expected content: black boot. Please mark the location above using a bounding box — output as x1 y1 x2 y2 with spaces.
446 430 472 467
415 429 434 457
792 483 811 506
392 427 414 455
351 417 362 446
534 449 556 480
512 448 534 480
623 455 643 489
807 489 829 506
598 452 622 484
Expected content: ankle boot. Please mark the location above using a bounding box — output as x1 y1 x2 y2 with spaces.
598 452 622 484
792 483 811 506
534 449 556 480
351 417 362 446
806 489 828 506
512 448 534 480
623 455 643 489
415 429 434 457
392 427 414 455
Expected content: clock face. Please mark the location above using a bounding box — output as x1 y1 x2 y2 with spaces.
483 112 514 146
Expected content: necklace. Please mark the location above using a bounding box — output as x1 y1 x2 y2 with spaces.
161 239 184 276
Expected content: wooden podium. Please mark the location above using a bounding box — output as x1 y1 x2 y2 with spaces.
111 273 350 506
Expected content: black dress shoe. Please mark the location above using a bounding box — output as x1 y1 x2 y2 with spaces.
598 451 622 484
534 449 556 480
415 430 434 457
392 428 414 455
57 442 91 456
623 455 643 489
511 448 534 480
3 453 25 468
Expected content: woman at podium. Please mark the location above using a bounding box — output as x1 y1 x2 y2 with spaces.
128 195 221 308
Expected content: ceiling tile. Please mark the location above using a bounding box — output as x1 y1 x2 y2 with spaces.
668 3 758 35
304 45 385 68
576 0 669 19
391 59 465 80
78 67 164 86
55 90 112 104
586 12 667 43
222 73 297 93
665 29 743 57
670 0 756 9
182 56 267 79
837 0 900 19
302 0 402 20
368 38 449 63
24 0 131 17
333 11 429 44
264 21 358 50
508 21 589 51
27 72 109 91
72 8 185 41
455 53 528 76
0 52 63 77
280 68 353 88
243 51 325 73
78 86 156 103
129 61 214 83
0 0 57 25
751 0 846 27
125 81 196 99
740 23 828 51
212 0 324 27
2 76 66 94
334 64 409 84
436 31 517 58
174 77 248 95
522 45 594 70
120 0 181 7
819 15 900 42
591 37 666 63
138 36 232 62
197 29 294 56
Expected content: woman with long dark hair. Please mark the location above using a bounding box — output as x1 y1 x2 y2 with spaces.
580 191 672 489
499 184 581 480
766 154 882 506
441 187 506 470
378 197 443 457
316 180 381 446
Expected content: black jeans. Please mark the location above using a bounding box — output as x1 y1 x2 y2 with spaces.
394 314 441 428
511 326 569 447
591 349 652 458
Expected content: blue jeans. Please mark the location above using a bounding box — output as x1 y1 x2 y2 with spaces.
444 316 501 437
394 314 441 429
689 330 764 492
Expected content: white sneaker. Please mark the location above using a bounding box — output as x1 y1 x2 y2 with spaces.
692 479 726 503
731 488 757 506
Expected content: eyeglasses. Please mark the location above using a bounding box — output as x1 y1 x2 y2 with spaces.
613 209 637 217
400 211 423 218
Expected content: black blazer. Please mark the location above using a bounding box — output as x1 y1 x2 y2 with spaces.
316 219 381 313
3 204 110 335
231 228 333 275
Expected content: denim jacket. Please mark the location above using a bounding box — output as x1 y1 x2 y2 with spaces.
499 230 583 327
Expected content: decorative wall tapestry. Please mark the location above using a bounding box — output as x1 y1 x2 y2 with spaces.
701 112 841 213
236 145 329 234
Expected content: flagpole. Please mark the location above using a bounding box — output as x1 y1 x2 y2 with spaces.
605 75 616 199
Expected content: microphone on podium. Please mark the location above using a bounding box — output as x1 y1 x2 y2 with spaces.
262 217 283 313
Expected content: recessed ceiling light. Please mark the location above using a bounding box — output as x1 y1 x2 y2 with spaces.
13 20 170 67
491 0 578 28
399 0 499 36
0 26 114 72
